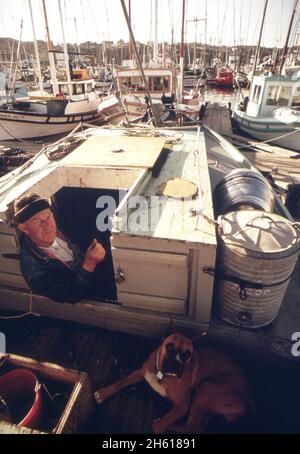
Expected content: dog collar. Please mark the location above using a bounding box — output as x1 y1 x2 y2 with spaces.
156 348 164 381
155 348 177 381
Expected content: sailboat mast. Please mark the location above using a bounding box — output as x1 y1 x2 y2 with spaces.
204 0 207 66
279 0 299 74
41 0 59 94
74 17 81 60
128 0 132 60
252 0 268 77
57 0 72 92
119 0 159 126
178 0 185 102
9 20 23 99
28 0 43 93
154 0 158 64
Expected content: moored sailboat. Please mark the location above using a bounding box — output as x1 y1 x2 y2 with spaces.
0 0 105 141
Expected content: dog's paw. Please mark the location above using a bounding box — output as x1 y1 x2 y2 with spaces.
94 389 109 404
152 418 165 434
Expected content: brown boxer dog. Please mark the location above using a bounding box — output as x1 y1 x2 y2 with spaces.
94 333 250 434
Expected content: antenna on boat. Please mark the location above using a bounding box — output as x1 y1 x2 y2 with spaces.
279 0 299 75
119 0 159 127
251 0 268 79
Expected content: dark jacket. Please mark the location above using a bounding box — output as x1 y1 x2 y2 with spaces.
19 233 95 303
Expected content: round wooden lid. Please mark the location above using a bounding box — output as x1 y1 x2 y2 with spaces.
156 177 198 199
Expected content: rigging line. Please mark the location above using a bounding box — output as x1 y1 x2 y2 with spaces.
230 127 300 151
238 2 243 46
64 0 68 22
8 19 23 100
232 0 236 49
61 0 70 45
104 0 110 30
290 4 300 48
80 0 90 44
274 0 284 51
220 0 229 44
168 0 173 36
245 0 251 45
86 0 104 43
149 0 153 51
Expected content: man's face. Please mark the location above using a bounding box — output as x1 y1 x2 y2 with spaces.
18 208 57 247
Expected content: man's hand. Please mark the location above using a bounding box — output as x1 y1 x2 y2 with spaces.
82 239 106 272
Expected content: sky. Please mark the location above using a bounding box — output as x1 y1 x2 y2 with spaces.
0 0 298 48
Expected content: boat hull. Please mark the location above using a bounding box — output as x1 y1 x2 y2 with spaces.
232 109 300 151
0 109 105 140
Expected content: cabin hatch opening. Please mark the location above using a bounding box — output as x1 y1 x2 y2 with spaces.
52 187 126 303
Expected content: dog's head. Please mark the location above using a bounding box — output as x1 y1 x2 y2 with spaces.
157 333 194 379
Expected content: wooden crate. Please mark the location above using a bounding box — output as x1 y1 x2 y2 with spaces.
0 353 94 434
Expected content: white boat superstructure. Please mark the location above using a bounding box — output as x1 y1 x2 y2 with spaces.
97 67 177 125
0 71 105 140
98 66 201 125
232 73 300 151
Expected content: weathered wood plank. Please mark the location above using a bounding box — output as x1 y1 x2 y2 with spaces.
62 135 167 169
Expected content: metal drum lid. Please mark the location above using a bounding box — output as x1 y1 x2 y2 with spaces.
218 210 300 259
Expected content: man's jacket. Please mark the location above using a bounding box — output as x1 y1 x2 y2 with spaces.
19 232 95 303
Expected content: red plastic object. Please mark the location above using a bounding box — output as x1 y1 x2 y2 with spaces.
0 368 43 429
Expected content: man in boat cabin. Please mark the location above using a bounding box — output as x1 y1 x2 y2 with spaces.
13 193 111 303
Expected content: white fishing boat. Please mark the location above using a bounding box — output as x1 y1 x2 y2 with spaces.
0 72 106 140
97 67 175 125
0 123 298 361
0 1 105 141
97 66 201 126
232 73 300 151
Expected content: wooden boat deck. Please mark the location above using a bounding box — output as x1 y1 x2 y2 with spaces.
1 313 300 434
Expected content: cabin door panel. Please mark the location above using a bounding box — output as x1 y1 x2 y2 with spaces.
112 248 188 302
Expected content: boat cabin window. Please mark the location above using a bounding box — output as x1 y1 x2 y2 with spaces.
149 76 170 92
251 85 262 103
151 77 163 91
119 76 145 93
58 83 69 96
73 83 85 95
86 83 93 93
119 76 170 93
266 85 292 106
292 86 300 106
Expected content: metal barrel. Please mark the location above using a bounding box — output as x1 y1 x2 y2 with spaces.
216 210 300 328
213 168 275 217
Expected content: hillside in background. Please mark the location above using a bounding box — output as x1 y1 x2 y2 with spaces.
0 36 278 68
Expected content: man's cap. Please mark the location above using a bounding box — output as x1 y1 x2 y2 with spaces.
13 193 51 224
